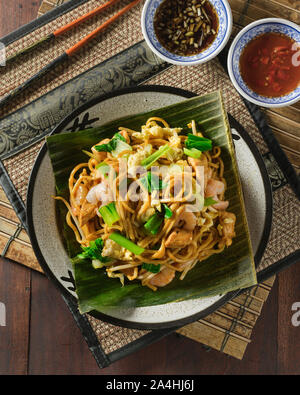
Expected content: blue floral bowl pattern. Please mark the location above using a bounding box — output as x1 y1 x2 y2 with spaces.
228 20 300 107
141 0 232 65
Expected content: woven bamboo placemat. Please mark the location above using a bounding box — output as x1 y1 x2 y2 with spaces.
0 0 298 365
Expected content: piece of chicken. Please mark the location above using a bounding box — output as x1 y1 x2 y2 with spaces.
165 229 193 248
149 267 176 288
78 200 97 227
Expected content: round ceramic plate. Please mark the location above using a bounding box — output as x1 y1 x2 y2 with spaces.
26 86 273 330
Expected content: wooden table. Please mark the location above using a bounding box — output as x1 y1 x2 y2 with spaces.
0 0 300 375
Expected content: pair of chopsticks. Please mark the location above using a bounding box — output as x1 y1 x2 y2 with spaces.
0 0 141 112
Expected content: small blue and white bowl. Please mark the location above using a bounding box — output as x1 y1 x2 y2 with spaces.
141 0 233 66
228 18 300 108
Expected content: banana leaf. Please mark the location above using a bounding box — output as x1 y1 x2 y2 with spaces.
47 90 257 313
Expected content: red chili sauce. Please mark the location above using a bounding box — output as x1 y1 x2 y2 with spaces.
239 32 300 97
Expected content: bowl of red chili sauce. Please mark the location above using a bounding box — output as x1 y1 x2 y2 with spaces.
228 18 300 108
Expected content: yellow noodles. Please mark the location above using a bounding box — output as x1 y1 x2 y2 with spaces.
57 118 236 291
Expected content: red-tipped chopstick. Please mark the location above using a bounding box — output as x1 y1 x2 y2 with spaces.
6 0 123 63
0 0 141 112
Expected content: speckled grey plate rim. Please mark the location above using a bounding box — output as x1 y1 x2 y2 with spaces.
26 85 273 330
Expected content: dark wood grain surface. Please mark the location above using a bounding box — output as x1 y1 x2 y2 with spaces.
0 0 300 375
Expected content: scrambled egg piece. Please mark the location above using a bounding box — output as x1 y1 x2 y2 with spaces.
133 125 182 140
132 126 183 163
102 239 133 261
168 134 184 161
127 145 152 175
169 134 181 147
166 138 183 162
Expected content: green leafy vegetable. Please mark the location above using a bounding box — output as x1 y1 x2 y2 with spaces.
185 134 212 152
140 172 168 193
144 213 164 235
183 147 202 159
109 232 145 255
99 203 120 226
111 139 132 158
204 197 218 206
77 238 110 263
142 263 161 273
162 203 173 219
96 162 111 178
143 204 172 234
94 133 126 152
141 145 171 169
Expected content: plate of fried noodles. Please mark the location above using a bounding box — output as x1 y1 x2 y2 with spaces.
27 86 272 329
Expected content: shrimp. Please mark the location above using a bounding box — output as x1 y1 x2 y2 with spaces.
218 211 236 247
165 229 193 248
149 267 176 287
165 207 196 248
86 181 112 206
175 209 197 231
205 179 228 210
212 197 229 211
205 179 225 197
